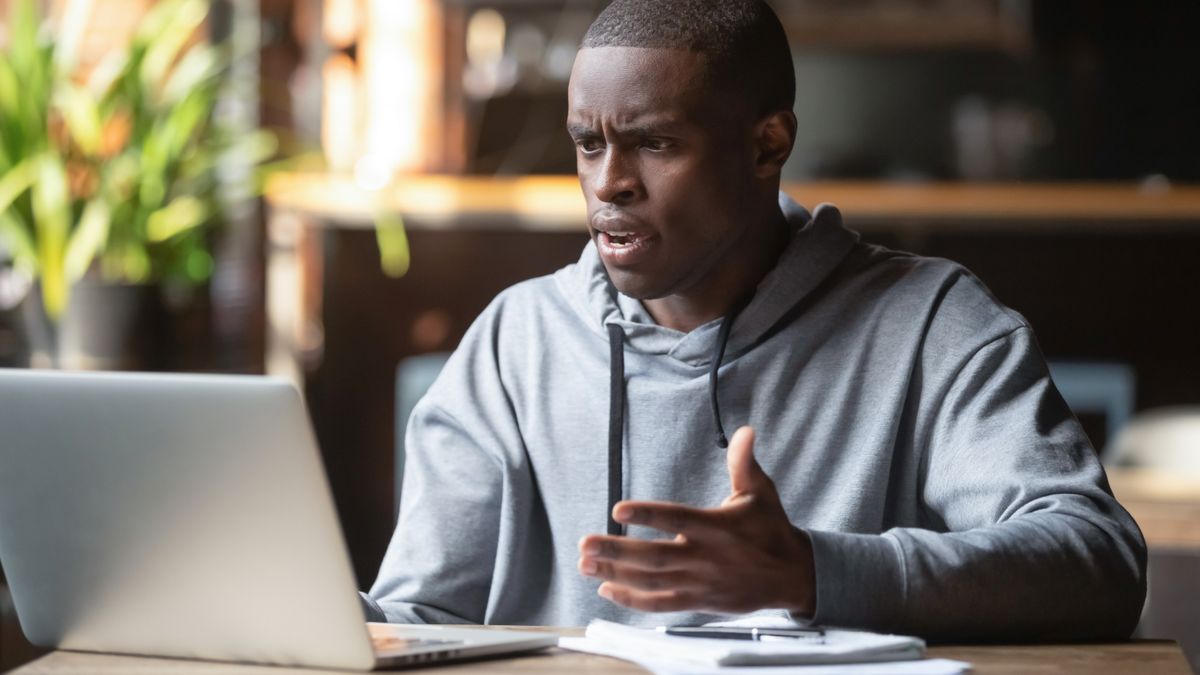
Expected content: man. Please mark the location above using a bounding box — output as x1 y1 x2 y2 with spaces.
365 0 1146 640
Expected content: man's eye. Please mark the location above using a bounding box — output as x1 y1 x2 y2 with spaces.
575 139 603 154
641 139 671 152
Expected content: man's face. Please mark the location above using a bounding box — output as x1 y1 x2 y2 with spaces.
567 47 754 300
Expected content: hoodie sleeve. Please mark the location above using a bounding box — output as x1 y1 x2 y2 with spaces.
366 297 530 624
364 399 501 623
806 326 1147 640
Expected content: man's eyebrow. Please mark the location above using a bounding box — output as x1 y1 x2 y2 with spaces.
620 123 681 137
566 124 598 138
566 120 685 138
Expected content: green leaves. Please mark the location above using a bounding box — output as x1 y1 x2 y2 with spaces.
375 213 412 278
0 0 296 320
0 158 37 215
138 0 208 100
0 57 21 158
7 0 43 80
2 0 71 316
1 0 279 311
0 211 36 274
55 83 104 157
0 0 52 167
162 42 223 106
146 196 209 243
30 155 71 318
64 198 111 282
0 159 38 273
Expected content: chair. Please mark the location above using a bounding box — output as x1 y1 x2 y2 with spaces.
1046 360 1137 460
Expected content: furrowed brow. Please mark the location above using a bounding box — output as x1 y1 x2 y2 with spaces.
615 116 690 138
620 124 674 138
567 124 598 139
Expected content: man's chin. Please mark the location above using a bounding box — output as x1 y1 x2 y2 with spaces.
606 269 671 301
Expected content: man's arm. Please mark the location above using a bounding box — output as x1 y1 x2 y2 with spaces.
366 295 532 624
366 398 503 623
806 326 1146 640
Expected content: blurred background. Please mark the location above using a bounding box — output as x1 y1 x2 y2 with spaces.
2 0 1199 670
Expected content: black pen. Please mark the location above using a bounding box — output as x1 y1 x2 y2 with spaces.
657 626 826 642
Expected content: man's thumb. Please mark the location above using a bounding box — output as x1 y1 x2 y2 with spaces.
727 426 768 495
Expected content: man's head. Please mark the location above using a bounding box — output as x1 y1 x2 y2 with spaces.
582 0 794 120
568 0 797 305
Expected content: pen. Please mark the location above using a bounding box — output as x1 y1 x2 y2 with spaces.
657 626 825 642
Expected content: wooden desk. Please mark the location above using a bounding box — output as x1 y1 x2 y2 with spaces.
13 637 1191 674
1108 468 1200 551
1106 468 1200 674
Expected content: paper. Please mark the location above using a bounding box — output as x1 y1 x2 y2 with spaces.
703 613 819 629
559 636 971 675
577 619 926 667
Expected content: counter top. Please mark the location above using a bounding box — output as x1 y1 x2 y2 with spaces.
265 173 1200 232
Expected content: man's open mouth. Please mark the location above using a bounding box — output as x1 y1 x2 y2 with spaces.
595 228 658 266
600 231 652 247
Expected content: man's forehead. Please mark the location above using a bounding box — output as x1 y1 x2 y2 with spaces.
568 46 711 126
566 108 689 131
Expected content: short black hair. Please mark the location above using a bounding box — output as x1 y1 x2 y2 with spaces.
581 0 795 117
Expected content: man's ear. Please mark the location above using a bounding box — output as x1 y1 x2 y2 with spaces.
752 110 797 179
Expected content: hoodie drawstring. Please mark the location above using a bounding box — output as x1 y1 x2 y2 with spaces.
709 308 739 448
606 323 626 536
605 304 746 533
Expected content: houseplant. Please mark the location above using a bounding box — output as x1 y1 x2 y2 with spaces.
0 0 274 368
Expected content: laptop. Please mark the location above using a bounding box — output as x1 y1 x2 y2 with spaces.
0 369 557 670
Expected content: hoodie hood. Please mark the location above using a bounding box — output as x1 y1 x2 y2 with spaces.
555 193 860 368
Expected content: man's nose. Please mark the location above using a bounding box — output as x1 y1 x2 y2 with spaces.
592 148 643 204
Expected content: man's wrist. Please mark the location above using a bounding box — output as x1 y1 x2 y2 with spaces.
781 526 817 617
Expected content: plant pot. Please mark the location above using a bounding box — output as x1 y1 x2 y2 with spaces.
60 280 168 371
17 285 58 369
19 280 168 371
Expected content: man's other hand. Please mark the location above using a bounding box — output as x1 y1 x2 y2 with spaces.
577 426 816 615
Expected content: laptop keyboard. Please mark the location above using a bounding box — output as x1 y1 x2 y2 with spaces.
368 624 465 657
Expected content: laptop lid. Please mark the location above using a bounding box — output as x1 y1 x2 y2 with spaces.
0 370 377 670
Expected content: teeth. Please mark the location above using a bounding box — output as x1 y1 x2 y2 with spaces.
602 230 645 249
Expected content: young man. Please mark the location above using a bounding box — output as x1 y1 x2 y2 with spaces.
365 0 1146 640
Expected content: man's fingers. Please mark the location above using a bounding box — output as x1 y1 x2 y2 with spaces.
578 535 691 570
612 500 721 535
598 582 696 613
579 559 701 592
726 426 770 495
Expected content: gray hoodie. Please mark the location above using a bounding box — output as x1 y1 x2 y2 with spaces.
365 195 1146 640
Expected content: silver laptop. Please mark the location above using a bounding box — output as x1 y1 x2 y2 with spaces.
0 369 557 670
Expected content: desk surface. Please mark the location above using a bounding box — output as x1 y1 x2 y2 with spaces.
14 636 1191 675
1107 468 1200 550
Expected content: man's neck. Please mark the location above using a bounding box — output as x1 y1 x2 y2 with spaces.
642 207 790 333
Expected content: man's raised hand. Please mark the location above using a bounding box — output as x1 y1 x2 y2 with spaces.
577 426 816 615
